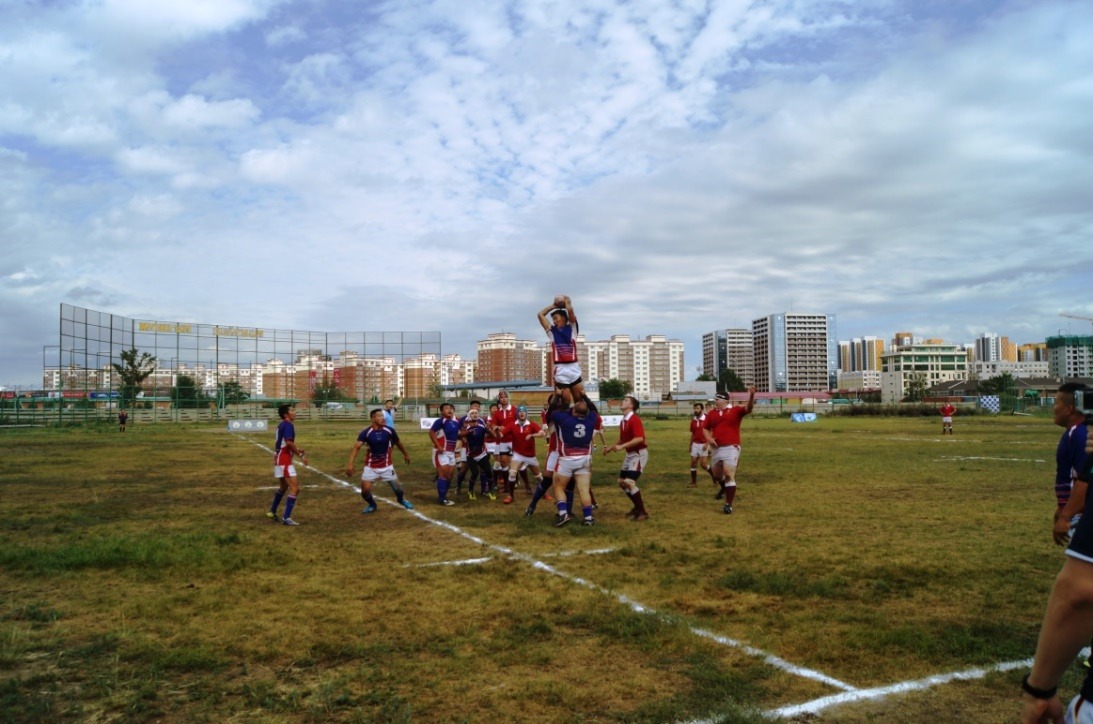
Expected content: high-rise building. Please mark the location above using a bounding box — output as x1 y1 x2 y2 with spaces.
701 330 727 379
892 331 915 348
1047 335 1093 378
701 329 753 386
752 313 837 392
974 333 1016 363
475 333 543 382
839 337 885 373
1018 343 1048 362
597 334 684 400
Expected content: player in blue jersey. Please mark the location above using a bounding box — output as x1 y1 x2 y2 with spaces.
459 407 493 499
345 408 414 514
1022 455 1093 723
549 395 600 526
429 403 461 506
268 404 307 526
538 295 585 405
1052 383 1090 547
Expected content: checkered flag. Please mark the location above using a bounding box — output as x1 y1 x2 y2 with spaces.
979 395 1000 413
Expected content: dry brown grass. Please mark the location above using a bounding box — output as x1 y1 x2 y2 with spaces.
0 413 1072 721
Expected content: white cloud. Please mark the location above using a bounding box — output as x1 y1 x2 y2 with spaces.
2 0 1093 385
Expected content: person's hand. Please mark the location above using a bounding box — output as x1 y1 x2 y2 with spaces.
1053 515 1072 546
345 466 354 478
403 454 411 465
1020 693 1065 723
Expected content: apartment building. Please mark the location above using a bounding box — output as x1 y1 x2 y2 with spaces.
1047 335 1093 378
880 342 969 402
752 313 837 392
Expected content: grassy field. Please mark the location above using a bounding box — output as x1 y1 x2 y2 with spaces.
0 413 1081 722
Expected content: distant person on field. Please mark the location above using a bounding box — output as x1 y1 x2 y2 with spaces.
268 404 307 526
383 399 397 429
118 409 128 432
458 407 493 500
346 408 414 514
429 403 461 506
938 402 957 435
605 394 650 521
703 387 756 515
504 405 543 505
688 402 712 489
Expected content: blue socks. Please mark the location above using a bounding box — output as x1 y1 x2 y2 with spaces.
283 495 296 519
270 489 285 514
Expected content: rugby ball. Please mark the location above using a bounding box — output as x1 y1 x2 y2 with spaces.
553 295 566 307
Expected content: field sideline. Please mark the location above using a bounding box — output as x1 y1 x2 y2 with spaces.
1 414 1081 721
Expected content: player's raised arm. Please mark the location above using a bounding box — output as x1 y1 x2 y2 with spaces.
537 303 555 332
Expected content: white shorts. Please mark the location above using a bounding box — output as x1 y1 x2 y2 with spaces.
435 451 456 467
456 448 467 463
361 465 398 483
496 443 513 455
486 442 498 455
274 464 297 479
690 442 708 458
620 449 648 475
512 452 540 469
555 454 591 478
711 444 741 469
553 362 582 386
942 416 953 424
546 450 559 473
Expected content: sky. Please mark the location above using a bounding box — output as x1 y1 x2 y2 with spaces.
2 0 1093 386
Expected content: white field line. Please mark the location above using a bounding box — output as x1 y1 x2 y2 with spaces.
764 657 1034 719
936 455 1047 463
405 548 618 568
406 557 493 568
253 435 1052 712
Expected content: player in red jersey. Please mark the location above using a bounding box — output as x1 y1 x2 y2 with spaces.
503 406 543 504
688 402 713 489
605 394 649 521
491 391 518 499
703 387 756 514
938 403 957 435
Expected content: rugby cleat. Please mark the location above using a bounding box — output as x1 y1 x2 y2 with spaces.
632 512 649 522
582 517 595 526
362 505 378 514
440 499 455 506
722 504 733 515
524 505 535 517
266 511 281 523
503 495 513 505
553 512 573 527
282 518 299 526
401 499 415 510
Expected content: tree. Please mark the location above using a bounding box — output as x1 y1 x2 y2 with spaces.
902 372 928 403
311 377 352 407
111 348 157 407
695 373 715 382
718 368 746 394
599 378 633 399
172 374 210 409
978 373 1015 396
219 381 249 406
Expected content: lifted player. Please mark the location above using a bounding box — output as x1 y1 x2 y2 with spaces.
538 295 585 404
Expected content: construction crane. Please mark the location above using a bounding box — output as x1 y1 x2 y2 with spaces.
1060 312 1093 329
